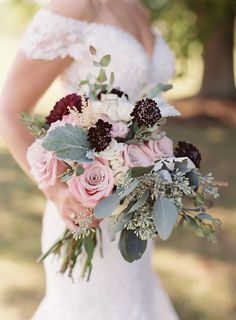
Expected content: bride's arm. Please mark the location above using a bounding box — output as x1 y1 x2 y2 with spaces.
0 53 99 230
0 52 71 175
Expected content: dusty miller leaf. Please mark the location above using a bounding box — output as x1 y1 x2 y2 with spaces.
42 124 91 163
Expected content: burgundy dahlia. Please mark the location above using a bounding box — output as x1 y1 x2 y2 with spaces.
174 141 201 168
131 98 161 127
46 93 87 125
88 119 112 152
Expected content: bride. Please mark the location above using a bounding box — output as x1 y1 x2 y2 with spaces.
0 0 179 319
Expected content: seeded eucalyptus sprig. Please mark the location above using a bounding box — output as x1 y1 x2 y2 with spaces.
79 45 115 100
20 112 49 138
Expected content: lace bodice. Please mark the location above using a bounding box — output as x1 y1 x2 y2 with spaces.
21 9 175 102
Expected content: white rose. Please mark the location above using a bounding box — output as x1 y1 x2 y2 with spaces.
95 140 124 161
105 100 134 122
109 155 128 187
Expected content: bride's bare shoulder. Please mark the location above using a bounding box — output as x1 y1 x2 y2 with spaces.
46 0 96 21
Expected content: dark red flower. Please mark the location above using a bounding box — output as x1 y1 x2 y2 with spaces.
88 119 112 152
131 98 161 127
46 93 87 125
174 141 201 168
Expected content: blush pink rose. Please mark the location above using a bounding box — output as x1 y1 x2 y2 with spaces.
100 114 129 139
27 139 66 189
67 160 114 208
157 136 173 157
141 136 174 162
122 144 154 168
48 114 76 132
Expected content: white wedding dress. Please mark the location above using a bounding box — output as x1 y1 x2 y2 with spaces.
21 9 179 320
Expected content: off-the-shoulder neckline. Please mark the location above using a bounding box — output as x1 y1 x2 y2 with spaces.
40 8 157 59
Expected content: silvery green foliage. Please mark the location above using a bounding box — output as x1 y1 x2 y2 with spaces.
198 173 219 199
152 196 178 241
108 212 133 241
148 83 173 99
72 212 94 240
20 112 49 138
118 229 147 263
127 202 157 241
94 193 121 218
42 124 92 163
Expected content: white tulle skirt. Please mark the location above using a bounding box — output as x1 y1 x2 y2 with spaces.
32 201 179 320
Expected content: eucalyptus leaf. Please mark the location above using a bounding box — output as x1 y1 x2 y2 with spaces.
174 161 192 174
158 170 172 183
195 227 205 238
185 215 199 229
207 232 217 243
20 112 48 138
197 213 213 221
94 193 121 218
130 166 154 178
109 72 115 86
89 45 97 55
119 179 140 198
84 236 95 261
76 167 85 176
128 191 149 214
107 212 133 241
148 83 173 99
79 80 89 87
186 170 199 190
100 54 111 67
97 68 107 83
152 196 178 241
118 229 147 263
42 124 91 163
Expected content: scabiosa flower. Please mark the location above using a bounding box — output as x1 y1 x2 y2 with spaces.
131 98 161 127
97 88 129 100
174 141 201 168
88 119 112 152
46 94 87 125
110 88 129 100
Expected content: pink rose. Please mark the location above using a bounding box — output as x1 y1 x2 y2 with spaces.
27 139 66 189
157 136 173 157
122 144 154 168
140 142 163 161
100 114 129 139
142 136 174 162
67 160 114 208
48 114 75 132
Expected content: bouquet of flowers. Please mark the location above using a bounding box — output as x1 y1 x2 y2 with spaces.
21 47 221 280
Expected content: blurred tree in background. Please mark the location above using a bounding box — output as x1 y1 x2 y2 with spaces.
143 0 236 100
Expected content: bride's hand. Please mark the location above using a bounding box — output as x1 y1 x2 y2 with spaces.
42 182 101 231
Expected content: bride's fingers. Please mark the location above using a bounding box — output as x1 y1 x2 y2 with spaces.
90 217 102 228
64 217 77 232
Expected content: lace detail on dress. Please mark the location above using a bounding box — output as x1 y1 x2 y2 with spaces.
20 9 175 102
21 10 87 60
